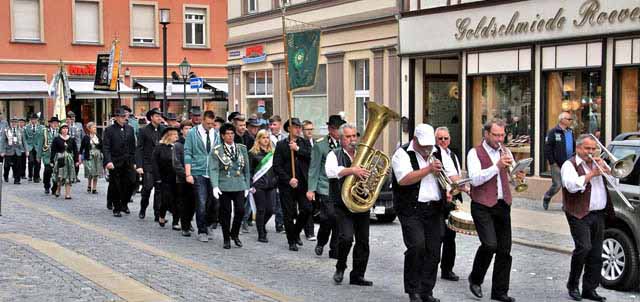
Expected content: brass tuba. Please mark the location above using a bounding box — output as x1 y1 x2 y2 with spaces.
341 102 400 213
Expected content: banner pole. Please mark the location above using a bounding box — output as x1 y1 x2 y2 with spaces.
282 8 296 179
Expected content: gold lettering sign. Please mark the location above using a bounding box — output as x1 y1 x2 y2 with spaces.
455 0 640 42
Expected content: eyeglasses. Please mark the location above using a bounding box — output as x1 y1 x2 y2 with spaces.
437 137 450 141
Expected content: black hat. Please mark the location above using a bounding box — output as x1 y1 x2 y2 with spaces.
66 110 76 117
283 118 302 133
164 112 178 121
121 105 133 113
48 116 60 123
327 115 346 128
247 118 261 127
161 126 179 137
30 113 39 120
146 108 163 121
227 111 240 122
190 106 202 116
18 117 26 122
113 108 127 117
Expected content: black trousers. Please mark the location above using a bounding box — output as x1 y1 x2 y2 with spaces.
441 207 457 273
43 163 57 193
335 203 370 279
110 163 136 214
316 194 338 257
4 154 25 181
19 153 27 179
206 191 219 226
566 210 605 292
28 150 41 180
254 187 275 237
159 182 176 220
140 171 161 217
469 200 513 297
398 202 444 295
279 185 312 244
178 183 196 231
219 191 245 240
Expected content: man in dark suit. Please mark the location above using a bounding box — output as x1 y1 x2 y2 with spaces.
273 118 312 251
136 108 166 220
103 109 137 217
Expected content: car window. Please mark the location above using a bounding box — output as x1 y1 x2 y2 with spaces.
609 145 640 186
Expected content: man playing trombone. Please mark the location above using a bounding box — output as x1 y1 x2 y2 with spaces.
561 134 615 302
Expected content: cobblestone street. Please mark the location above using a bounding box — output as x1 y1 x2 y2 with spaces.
0 179 638 302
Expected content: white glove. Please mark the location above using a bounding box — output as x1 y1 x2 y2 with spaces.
212 187 222 199
244 189 250 197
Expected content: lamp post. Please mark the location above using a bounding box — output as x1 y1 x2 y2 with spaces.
179 57 191 120
160 8 170 114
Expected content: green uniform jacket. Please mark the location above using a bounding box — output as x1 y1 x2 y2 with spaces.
24 124 44 158
40 128 57 165
209 143 251 192
307 136 336 196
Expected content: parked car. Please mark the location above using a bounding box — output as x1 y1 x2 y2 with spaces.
601 132 640 290
371 177 396 223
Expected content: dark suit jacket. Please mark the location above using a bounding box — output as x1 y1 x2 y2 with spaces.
273 136 311 190
102 122 136 167
543 125 575 166
136 123 165 171
234 131 255 150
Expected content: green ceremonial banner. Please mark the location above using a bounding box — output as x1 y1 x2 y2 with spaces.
287 29 321 92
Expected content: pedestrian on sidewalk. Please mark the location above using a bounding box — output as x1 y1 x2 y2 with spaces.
80 122 103 194
152 126 181 228
50 124 79 199
543 111 575 210
561 134 613 302
136 108 166 221
177 120 195 236
249 129 277 243
301 120 316 242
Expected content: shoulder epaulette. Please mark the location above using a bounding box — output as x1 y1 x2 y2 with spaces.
316 137 325 143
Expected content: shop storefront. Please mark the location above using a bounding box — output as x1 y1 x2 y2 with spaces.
0 76 48 121
400 0 640 176
68 79 136 131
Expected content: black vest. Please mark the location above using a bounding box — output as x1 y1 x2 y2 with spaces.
328 148 352 206
392 143 421 212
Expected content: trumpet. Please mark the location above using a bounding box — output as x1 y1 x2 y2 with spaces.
498 143 533 192
588 154 634 210
427 155 472 196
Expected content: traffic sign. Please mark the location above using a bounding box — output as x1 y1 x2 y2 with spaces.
190 77 203 89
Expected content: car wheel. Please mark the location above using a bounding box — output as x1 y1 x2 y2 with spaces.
601 228 639 290
375 214 396 223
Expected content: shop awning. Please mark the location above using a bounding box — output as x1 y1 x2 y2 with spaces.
0 79 49 99
69 80 136 99
133 80 226 99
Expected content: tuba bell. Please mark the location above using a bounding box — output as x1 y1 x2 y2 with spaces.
341 102 400 213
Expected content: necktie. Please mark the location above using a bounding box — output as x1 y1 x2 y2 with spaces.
206 131 211 153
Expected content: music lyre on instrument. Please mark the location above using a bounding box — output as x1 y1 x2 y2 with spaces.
498 143 533 192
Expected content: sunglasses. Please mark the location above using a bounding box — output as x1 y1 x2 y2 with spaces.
437 137 450 141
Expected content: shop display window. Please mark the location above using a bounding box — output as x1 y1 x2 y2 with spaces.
618 68 640 133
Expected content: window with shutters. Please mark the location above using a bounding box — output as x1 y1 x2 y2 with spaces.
184 7 207 47
11 0 42 42
74 0 102 44
131 3 156 45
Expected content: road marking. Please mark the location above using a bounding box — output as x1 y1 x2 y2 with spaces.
0 233 173 302
14 197 298 302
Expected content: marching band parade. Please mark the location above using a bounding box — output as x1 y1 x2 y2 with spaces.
3 1 640 302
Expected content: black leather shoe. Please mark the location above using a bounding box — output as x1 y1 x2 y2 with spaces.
333 269 344 284
329 250 338 259
34 178 40 183
223 240 231 249
210 222 218 229
181 230 191 237
581 290 605 302
258 236 268 243
543 197 551 210
232 236 243 247
420 295 440 302
468 276 483 298
123 208 130 214
154 215 159 222
107 203 113 210
113 212 122 217
349 277 373 286
408 293 422 302
490 294 515 302
568 288 582 301
138 210 145 219
14 180 20 184
315 245 324 256
289 243 299 251
296 237 303 246
45 189 50 194
441 271 459 281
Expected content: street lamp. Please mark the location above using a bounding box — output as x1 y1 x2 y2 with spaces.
179 57 191 120
159 8 170 114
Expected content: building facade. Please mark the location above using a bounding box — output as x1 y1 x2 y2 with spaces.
226 0 401 153
1 0 228 130
399 0 640 181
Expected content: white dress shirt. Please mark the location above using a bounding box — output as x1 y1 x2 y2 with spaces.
391 140 442 202
325 149 353 179
561 156 611 211
439 147 460 177
467 140 506 199
197 124 216 152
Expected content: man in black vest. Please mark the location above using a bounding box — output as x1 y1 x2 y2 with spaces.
391 124 449 302
136 108 166 220
325 123 372 286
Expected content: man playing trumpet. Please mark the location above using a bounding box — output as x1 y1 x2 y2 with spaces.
561 134 614 302
467 119 523 302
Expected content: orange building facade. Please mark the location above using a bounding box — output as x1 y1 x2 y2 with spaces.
0 0 228 130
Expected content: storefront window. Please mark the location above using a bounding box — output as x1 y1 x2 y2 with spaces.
618 68 640 133
425 78 461 154
134 100 191 121
294 64 327 136
354 60 370 135
545 70 603 137
246 70 273 125
6 100 43 120
470 74 532 161
203 100 228 121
